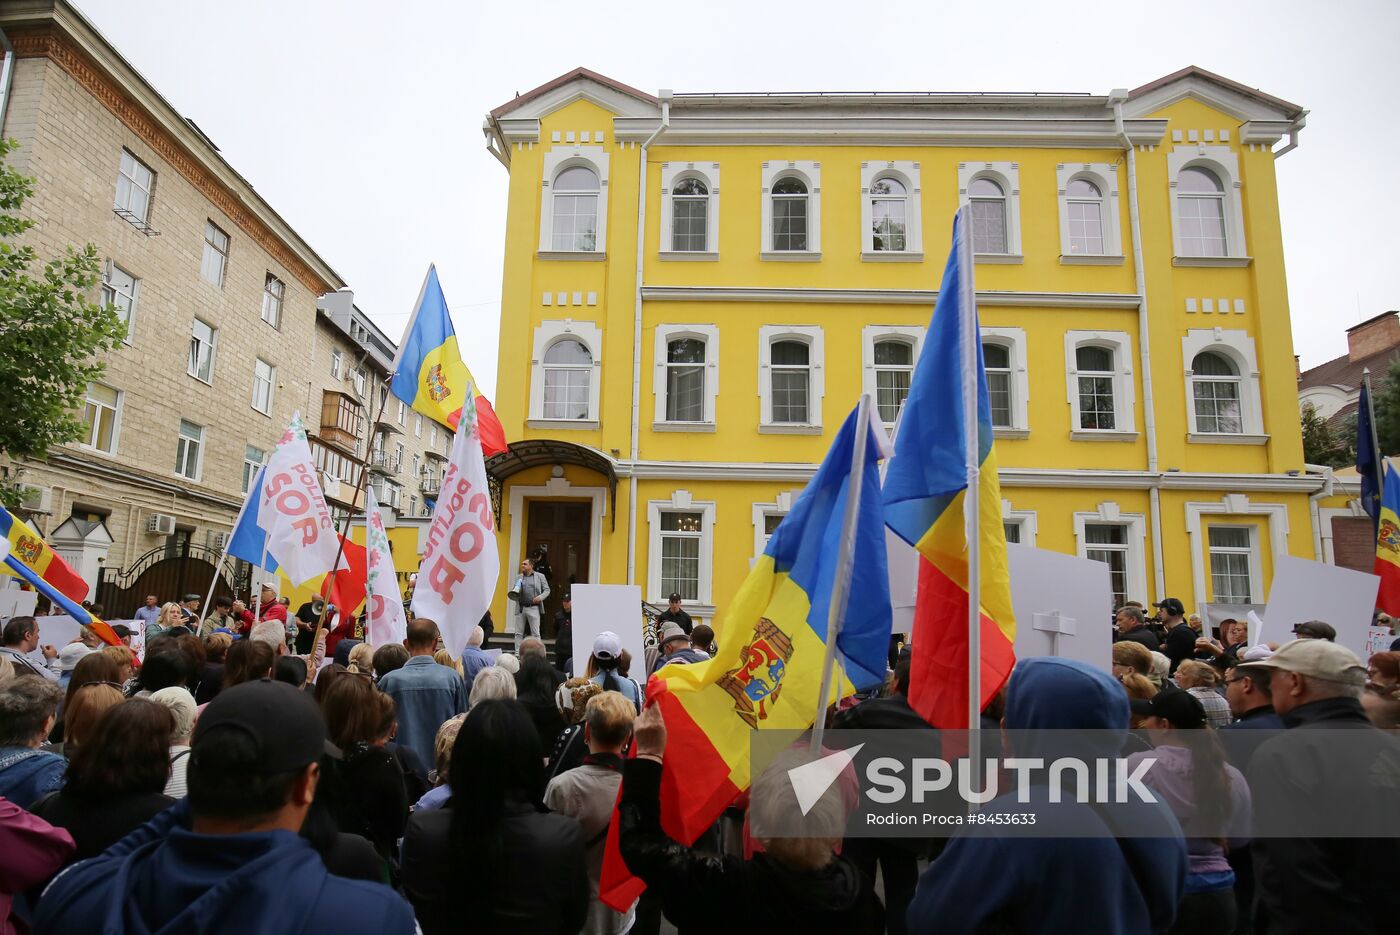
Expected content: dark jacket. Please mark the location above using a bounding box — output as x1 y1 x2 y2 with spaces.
619 758 883 934
520 694 567 754
31 790 175 862
1162 622 1197 671
553 610 573 671
0 747 66 809
832 693 929 731
1248 696 1400 935
1115 627 1161 652
656 608 693 635
1219 705 1284 773
400 798 588 935
33 799 414 935
326 744 408 860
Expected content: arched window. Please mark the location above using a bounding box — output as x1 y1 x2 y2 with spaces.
1075 345 1117 430
771 177 808 252
665 337 707 422
870 177 908 252
551 166 600 252
1066 178 1105 255
770 339 810 422
969 177 1007 254
542 339 593 419
873 338 914 423
1176 167 1227 257
1191 351 1242 433
671 178 709 252
982 343 1012 428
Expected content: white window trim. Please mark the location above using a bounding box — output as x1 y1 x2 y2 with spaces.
529 319 603 428
760 161 821 259
1184 495 1289 610
201 221 229 287
1167 146 1250 266
751 491 799 563
759 324 824 432
861 325 926 427
188 318 216 385
100 261 139 345
981 326 1030 438
114 149 153 223
1056 163 1124 263
242 445 266 495
659 162 720 260
505 475 608 634
175 421 205 482
80 383 123 457
653 323 719 429
251 358 276 416
538 146 610 257
958 161 1022 261
1183 329 1267 443
330 349 342 379
1073 502 1148 607
1065 330 1137 440
1205 523 1263 605
860 161 923 260
646 489 716 608
262 274 284 329
1001 500 1038 547
397 400 406 426
415 413 422 438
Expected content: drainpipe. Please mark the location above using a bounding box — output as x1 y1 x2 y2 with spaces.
1273 114 1307 159
1109 89 1166 599
626 92 671 586
0 28 14 137
1305 463 1334 562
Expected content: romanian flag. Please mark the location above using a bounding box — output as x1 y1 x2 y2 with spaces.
389 265 507 457
600 405 891 910
882 209 1016 729
0 506 119 646
1374 460 1400 614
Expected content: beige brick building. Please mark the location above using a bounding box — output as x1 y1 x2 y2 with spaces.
0 1 448 609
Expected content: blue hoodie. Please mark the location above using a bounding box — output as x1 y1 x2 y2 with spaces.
906 658 1188 935
0 746 67 809
34 801 415 935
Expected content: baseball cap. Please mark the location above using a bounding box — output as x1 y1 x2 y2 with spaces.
668 592 684 603
1153 598 1185 617
192 678 331 773
659 622 688 646
57 642 91 672
1237 638 1367 685
259 581 279 594
110 623 132 639
561 591 571 601
592 631 622 661
1129 688 1206 729
1291 620 1337 641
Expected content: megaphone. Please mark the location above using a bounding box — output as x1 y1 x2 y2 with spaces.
507 577 524 605
310 596 328 618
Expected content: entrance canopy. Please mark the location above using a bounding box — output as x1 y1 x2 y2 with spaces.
485 440 618 530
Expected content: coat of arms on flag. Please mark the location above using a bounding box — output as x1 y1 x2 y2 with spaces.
717 618 795 729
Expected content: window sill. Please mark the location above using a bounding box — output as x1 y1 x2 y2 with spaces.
1069 430 1140 442
536 250 606 262
1172 255 1252 268
993 427 1031 440
526 418 600 430
652 421 716 433
975 253 1024 265
187 373 213 386
1188 432 1269 446
659 251 719 262
759 423 823 435
760 251 822 262
1060 254 1126 266
861 250 924 263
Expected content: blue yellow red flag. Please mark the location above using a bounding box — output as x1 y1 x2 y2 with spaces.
0 505 119 645
1374 460 1400 615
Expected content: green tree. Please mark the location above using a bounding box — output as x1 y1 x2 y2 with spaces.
1301 402 1350 468
1372 356 1400 458
0 138 126 507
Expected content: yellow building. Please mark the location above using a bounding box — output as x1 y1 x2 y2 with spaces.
480 66 1317 638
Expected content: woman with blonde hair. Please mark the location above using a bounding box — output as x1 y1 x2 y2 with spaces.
147 602 185 641
346 641 375 676
433 649 464 676
413 714 468 813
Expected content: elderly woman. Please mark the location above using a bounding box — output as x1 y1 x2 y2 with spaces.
1175 660 1233 729
0 677 66 806
150 686 198 797
470 666 517 707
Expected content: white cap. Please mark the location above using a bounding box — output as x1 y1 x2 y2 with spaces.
259 581 279 596
57 642 93 672
593 630 622 661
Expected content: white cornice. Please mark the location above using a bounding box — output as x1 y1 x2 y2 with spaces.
1121 77 1298 125
611 116 1167 148
640 285 1141 309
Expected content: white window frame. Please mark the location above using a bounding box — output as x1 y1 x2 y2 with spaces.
1206 524 1262 604
538 146 610 258
1056 163 1124 264
330 348 342 379
1167 146 1249 266
759 325 824 433
980 326 1030 438
175 420 205 481
646 490 716 609
251 358 276 416
261 273 284 329
751 491 798 562
1184 495 1289 608
100 261 139 344
397 400 406 426
114 149 153 224
80 382 122 456
429 422 437 446
653 323 719 430
200 220 229 287
1182 329 1266 444
529 319 603 428
860 161 923 260
1073 503 1148 609
958 162 1022 262
1064 330 1137 440
242 445 266 495
1001 500 1039 547
188 318 216 384
860 325 925 428
660 162 720 260
760 161 821 260
414 413 423 438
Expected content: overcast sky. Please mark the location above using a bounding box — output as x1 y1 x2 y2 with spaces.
70 0 1399 396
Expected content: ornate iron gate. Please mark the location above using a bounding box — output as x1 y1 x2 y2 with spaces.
96 545 248 618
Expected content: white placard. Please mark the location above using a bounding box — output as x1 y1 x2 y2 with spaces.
571 584 646 677
0 589 38 620
35 613 81 650
1262 555 1380 660
1007 544 1114 673
886 526 918 636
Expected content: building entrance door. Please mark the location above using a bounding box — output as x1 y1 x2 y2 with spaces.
524 499 591 638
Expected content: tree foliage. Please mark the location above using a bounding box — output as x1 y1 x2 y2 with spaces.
1301 402 1350 468
1371 356 1400 459
0 138 127 506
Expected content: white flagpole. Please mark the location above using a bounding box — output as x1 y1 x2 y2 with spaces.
810 394 873 755
956 207 983 779
201 465 264 626
251 537 270 623
388 264 436 380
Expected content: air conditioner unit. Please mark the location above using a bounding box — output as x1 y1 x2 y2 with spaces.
20 485 52 515
207 530 229 550
147 513 176 536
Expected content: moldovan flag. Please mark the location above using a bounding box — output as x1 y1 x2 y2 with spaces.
0 505 119 646
389 265 507 457
882 209 1016 729
410 393 500 657
364 487 407 646
1374 460 1400 615
600 405 892 911
259 413 342 585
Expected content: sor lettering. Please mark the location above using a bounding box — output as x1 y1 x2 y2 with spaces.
424 472 495 601
264 465 331 545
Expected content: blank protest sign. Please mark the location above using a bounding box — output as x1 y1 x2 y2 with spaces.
1263 555 1379 661
1007 543 1114 673
571 584 646 673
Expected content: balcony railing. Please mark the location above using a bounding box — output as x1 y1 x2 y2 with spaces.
369 451 401 475
421 477 442 496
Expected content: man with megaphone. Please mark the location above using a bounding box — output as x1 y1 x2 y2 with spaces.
509 556 550 654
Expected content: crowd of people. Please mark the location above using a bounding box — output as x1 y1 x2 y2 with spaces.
0 585 1397 934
